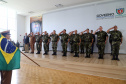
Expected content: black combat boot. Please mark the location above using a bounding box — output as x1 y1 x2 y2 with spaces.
76 53 79 57
98 54 101 59
112 55 115 60
116 55 120 61
63 52 66 56
43 52 46 55
55 52 57 55
73 53 76 57
101 54 104 59
43 51 48 55
82 50 84 54
70 51 74 53
88 54 90 58
53 52 57 55
36 51 40 54
52 52 55 55
46 51 48 55
80 49 84 54
85 54 88 58
74 53 79 57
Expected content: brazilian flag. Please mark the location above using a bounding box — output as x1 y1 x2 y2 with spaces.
0 34 20 70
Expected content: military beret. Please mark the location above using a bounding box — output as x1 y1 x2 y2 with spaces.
1 30 11 37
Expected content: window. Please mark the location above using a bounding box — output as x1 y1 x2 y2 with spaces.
0 6 17 42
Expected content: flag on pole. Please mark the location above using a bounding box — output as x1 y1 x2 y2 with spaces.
0 34 20 70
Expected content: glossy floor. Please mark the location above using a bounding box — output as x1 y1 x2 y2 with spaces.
1 51 126 84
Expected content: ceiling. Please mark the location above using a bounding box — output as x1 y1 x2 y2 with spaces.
1 0 109 16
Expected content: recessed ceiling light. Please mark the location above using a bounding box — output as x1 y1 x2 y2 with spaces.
55 4 63 8
28 11 34 13
0 0 7 5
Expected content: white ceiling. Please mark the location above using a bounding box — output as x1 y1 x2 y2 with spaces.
1 0 110 16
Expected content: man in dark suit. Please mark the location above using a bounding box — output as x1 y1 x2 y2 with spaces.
91 30 95 54
24 33 29 53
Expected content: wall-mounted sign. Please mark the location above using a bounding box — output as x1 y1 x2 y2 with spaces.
96 13 114 20
115 8 126 18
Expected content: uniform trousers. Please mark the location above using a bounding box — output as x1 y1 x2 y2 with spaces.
0 70 12 84
25 44 29 53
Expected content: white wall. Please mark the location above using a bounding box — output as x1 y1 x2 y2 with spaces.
17 15 25 46
43 0 126 53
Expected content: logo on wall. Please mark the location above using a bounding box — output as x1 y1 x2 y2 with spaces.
96 13 114 20
116 8 124 15
115 8 126 18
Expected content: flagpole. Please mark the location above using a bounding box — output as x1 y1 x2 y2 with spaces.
21 51 41 67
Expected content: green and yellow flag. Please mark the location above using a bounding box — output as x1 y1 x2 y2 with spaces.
0 34 20 70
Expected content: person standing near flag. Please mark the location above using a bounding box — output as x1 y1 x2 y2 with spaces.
107 26 123 60
24 33 29 53
35 32 42 54
28 32 35 54
0 30 16 84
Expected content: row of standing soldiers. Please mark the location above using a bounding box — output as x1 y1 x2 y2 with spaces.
27 26 123 61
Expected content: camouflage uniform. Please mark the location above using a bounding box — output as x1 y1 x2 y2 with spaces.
73 34 80 57
109 35 112 55
69 34 74 53
95 31 108 59
84 33 93 58
42 34 50 54
35 35 42 54
50 34 59 55
108 30 122 60
80 34 85 54
48 36 51 52
59 33 69 56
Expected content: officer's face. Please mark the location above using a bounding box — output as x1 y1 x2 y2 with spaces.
91 30 93 34
25 33 27 36
114 26 117 31
6 35 10 40
87 30 89 33
75 30 77 34
99 27 103 31
31 32 33 35
45 31 47 34
53 31 56 34
63 30 66 34
37 32 40 35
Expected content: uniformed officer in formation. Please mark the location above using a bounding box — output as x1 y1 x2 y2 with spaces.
28 32 35 54
23 26 123 60
58 29 70 56
41 31 50 55
80 32 85 54
47 33 51 53
70 30 81 57
109 35 112 55
91 30 95 54
94 26 108 59
107 26 123 61
82 29 93 58
69 31 74 53
49 30 59 55
35 32 42 54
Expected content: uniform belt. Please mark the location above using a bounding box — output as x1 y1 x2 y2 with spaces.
85 41 91 42
73 41 79 43
112 40 120 42
97 41 105 42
